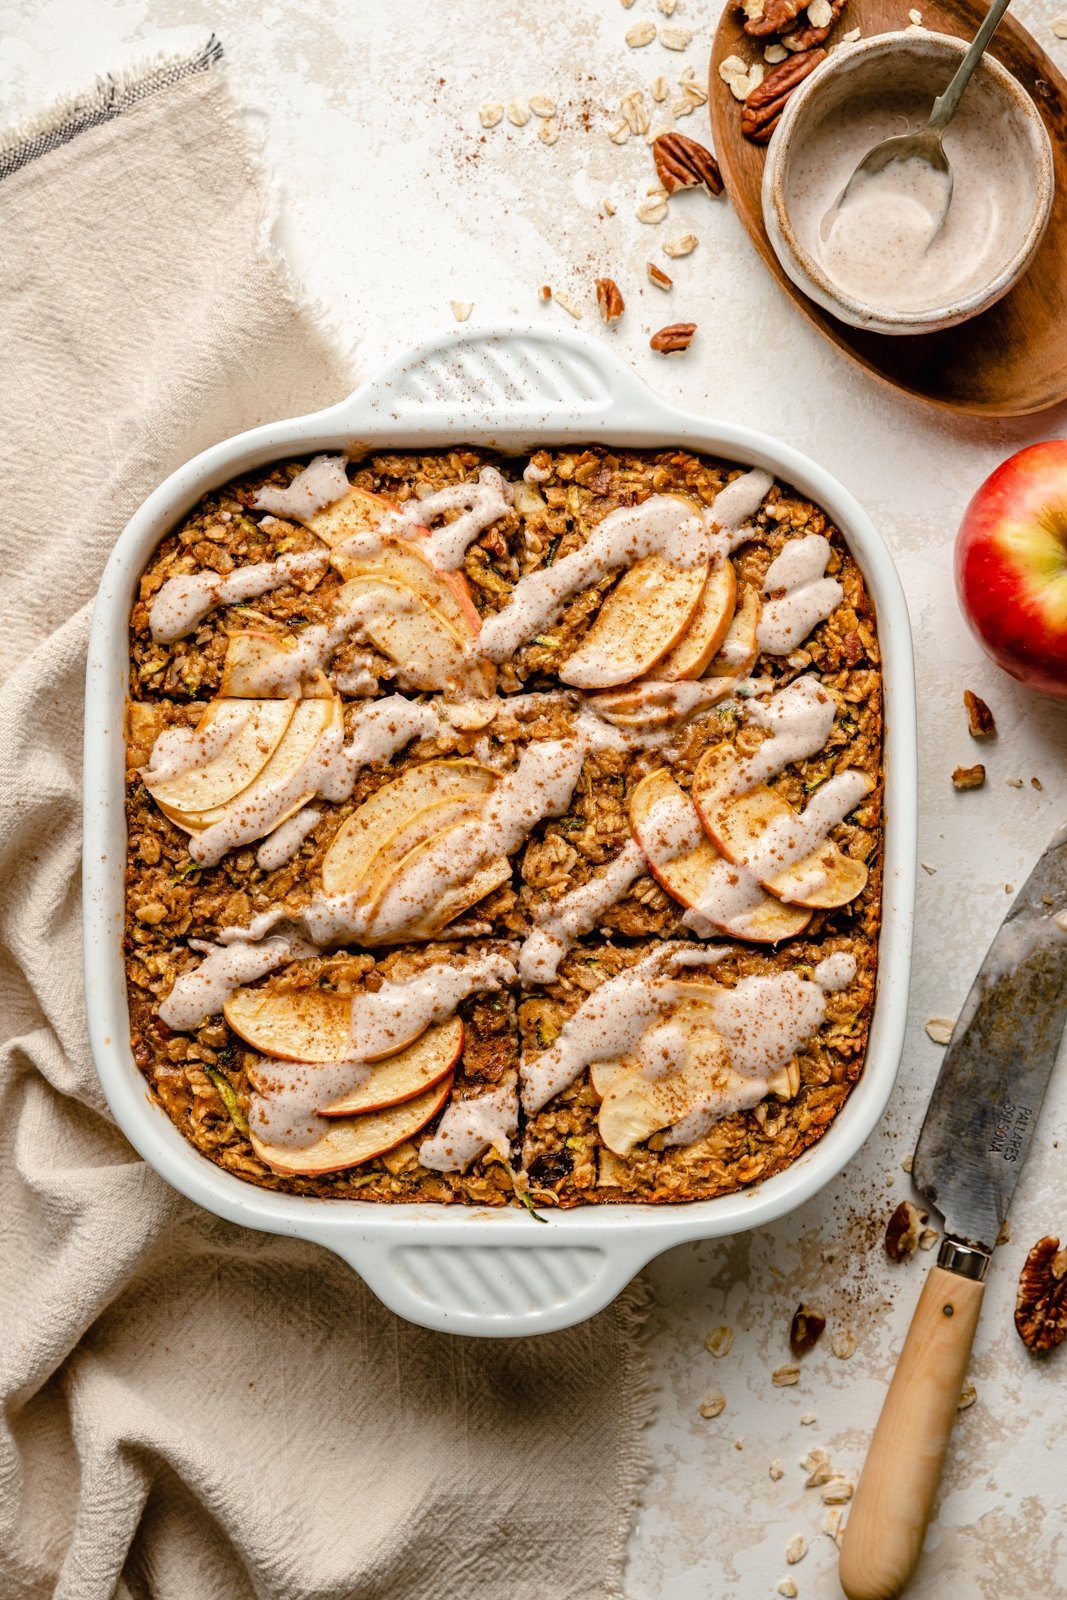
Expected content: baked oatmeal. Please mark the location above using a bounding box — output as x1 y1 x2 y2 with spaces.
124 445 883 1208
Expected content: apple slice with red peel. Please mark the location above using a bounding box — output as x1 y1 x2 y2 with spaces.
559 553 708 689
630 769 811 941
331 535 481 637
251 1073 454 1176
706 586 760 681
305 485 410 548
369 820 512 941
338 576 495 697
145 698 298 821
219 631 333 699
652 559 737 681
317 1017 463 1116
225 987 352 1063
178 696 340 838
358 799 492 917
321 760 496 897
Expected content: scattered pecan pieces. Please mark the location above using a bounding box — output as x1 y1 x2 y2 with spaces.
789 1304 826 1356
741 49 826 144
650 322 696 352
595 277 625 323
652 131 724 197
952 763 986 790
1015 1236 1067 1351
743 0 806 37
885 1199 928 1262
963 689 996 738
648 262 673 289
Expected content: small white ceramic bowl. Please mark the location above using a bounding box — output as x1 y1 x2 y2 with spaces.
761 32 1054 336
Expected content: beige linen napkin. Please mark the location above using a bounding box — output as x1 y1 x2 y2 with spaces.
0 45 651 1600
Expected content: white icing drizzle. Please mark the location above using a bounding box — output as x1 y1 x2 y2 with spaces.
479 496 717 663
714 676 838 799
742 770 871 895
255 806 322 871
523 459 552 484
317 697 442 802
520 945 727 1114
149 550 329 642
813 952 857 992
517 839 647 985
252 455 351 520
418 1072 519 1171
375 467 512 570
757 534 843 655
159 933 311 1031
707 469 773 531
141 705 248 783
248 954 516 1150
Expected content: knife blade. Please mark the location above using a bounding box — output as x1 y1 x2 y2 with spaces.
913 818 1067 1256
840 820 1067 1600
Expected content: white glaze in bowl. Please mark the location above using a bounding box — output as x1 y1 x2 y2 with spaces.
762 32 1054 336
83 325 917 1337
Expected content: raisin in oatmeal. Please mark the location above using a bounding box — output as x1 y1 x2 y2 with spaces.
125 445 882 1208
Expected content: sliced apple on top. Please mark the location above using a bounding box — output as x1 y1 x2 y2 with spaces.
225 986 353 1062
651 558 737 681
629 769 811 942
706 586 760 682
330 535 481 638
179 696 341 839
589 1058 636 1098
337 576 495 697
597 1002 730 1156
143 698 297 822
365 818 512 943
693 750 872 910
305 484 410 547
250 1073 454 1176
219 631 332 699
321 760 497 897
317 1016 463 1116
559 552 708 690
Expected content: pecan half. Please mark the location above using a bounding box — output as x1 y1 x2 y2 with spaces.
741 48 825 143
789 1303 826 1356
1016 1236 1067 1351
952 763 986 790
595 277 625 323
650 322 696 352
652 131 724 197
885 1199 928 1262
783 0 847 50
743 0 806 37
648 262 674 289
963 689 996 738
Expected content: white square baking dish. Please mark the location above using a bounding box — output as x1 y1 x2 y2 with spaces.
83 324 916 1337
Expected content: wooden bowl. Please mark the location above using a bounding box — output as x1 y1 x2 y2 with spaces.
710 0 1067 415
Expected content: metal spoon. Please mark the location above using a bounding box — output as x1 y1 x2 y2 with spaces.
821 0 1014 241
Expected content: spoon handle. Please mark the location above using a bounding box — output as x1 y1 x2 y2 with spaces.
927 0 1014 131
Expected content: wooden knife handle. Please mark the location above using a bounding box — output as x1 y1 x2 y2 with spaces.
838 1264 985 1600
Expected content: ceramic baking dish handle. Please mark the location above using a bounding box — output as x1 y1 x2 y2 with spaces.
330 1231 654 1336
333 323 661 439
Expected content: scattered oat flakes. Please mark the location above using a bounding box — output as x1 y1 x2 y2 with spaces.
659 0 678 11
648 261 674 288
909 7 923 19
609 119 632 144
449 300 473 322
637 195 669 223
901 1152 914 1172
919 1228 939 1251
777 1583 799 1599
553 290 582 319
540 118 560 146
699 1390 726 1418
821 1477 854 1504
822 1507 845 1545
529 94 557 118
842 26 862 39
765 43 789 61
786 1534 808 1565
808 0 834 23
602 196 617 215
734 1438 745 1451
719 53 748 76
773 1364 801 1386
921 861 936 874
1054 14 1067 35
621 88 651 134
626 18 658 46
905 19 926 29
800 1412 817 1426
621 0 636 6
671 95 697 117
660 24 693 49
479 102 504 128
651 74 669 100
507 99 530 126
957 1381 977 1411
769 1458 785 1481
952 763 985 790
705 1325 735 1357
1006 776 1024 788
925 1016 954 1045
831 1327 858 1360
802 1448 833 1487
663 232 698 257
1032 775 1043 790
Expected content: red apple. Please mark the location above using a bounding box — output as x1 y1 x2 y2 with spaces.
955 441 1067 698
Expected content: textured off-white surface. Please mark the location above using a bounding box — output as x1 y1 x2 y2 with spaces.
4 0 1067 1594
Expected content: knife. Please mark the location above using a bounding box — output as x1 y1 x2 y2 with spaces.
840 820 1067 1600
